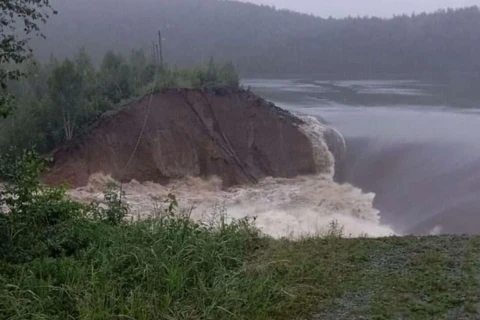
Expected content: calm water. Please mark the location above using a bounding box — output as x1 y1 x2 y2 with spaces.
244 78 480 235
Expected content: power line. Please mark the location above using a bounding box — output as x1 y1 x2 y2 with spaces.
119 53 161 204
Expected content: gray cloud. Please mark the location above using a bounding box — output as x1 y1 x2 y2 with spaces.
243 0 480 17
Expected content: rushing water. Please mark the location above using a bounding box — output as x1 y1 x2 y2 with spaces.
244 77 480 235
71 115 394 239
71 78 480 237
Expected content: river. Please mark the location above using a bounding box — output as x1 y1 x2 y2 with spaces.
244 77 480 235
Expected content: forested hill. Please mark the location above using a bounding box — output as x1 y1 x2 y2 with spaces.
34 0 480 75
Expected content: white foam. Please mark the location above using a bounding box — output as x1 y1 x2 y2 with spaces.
68 116 396 239
298 116 335 176
70 172 394 239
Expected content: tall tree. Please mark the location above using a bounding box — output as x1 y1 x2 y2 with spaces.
129 49 148 89
74 47 95 76
100 51 132 102
203 57 219 87
0 0 56 118
48 59 84 141
219 61 240 88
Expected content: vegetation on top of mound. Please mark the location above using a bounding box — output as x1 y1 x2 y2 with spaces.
0 48 240 156
1 151 480 319
0 0 241 157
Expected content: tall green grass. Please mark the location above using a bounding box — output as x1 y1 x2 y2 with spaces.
2 151 480 319
0 215 279 319
0 151 289 319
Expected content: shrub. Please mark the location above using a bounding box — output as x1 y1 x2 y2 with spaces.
0 151 279 319
0 149 88 263
89 182 129 225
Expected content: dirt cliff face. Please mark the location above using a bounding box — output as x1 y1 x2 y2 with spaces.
43 89 322 188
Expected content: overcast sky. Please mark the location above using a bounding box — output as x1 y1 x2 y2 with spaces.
243 0 480 18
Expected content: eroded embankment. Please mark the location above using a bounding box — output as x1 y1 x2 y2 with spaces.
44 89 320 187
45 89 393 238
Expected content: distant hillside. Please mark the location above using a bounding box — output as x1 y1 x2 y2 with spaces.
34 0 480 75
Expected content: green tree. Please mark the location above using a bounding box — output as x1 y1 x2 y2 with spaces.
129 49 148 89
117 64 133 98
219 61 240 88
75 50 110 119
24 59 49 99
0 0 56 118
75 47 95 76
205 57 219 86
48 59 84 141
100 51 132 103
101 51 123 72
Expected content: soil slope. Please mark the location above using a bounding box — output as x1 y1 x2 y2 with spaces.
44 89 335 187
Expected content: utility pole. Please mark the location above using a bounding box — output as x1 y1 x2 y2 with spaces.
158 29 164 68
152 41 157 63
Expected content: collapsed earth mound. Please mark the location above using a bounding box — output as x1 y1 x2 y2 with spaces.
44 89 344 188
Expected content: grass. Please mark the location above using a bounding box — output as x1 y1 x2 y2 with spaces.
1 153 480 319
1 214 480 319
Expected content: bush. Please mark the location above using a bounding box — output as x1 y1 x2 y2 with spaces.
89 182 129 225
0 150 88 263
0 151 271 319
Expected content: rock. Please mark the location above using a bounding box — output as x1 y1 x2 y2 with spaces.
43 89 336 188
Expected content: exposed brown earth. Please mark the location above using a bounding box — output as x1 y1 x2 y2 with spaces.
44 89 332 188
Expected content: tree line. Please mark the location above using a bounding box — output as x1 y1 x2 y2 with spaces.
241 6 480 75
0 48 239 155
30 1 480 76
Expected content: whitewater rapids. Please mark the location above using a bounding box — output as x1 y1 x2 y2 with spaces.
69 116 395 238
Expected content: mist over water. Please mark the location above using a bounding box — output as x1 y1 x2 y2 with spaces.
245 77 480 235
